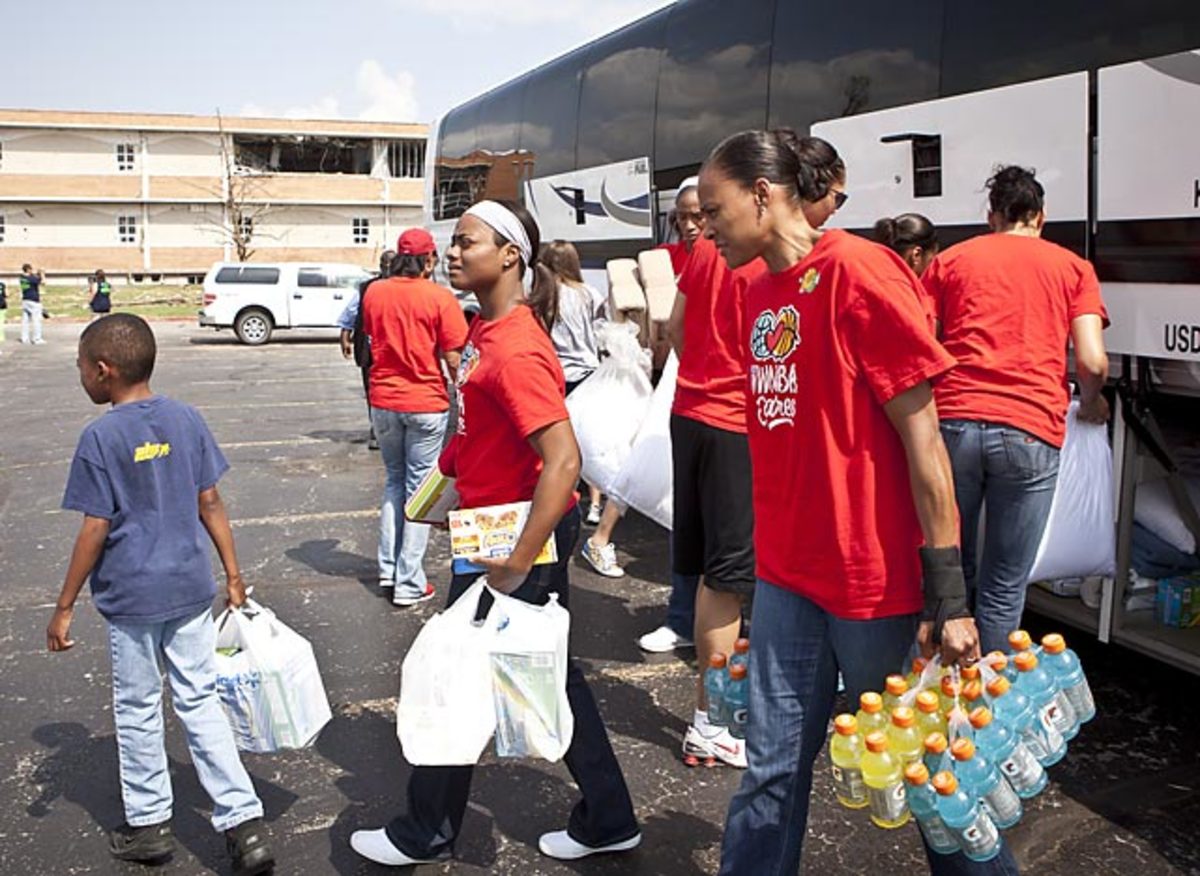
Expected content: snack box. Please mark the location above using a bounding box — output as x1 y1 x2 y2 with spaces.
1156 574 1200 628
448 501 557 566
405 466 459 524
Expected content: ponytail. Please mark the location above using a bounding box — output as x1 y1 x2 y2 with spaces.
528 262 560 334
874 213 937 254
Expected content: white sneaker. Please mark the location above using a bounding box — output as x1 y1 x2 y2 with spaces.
586 502 602 525
581 539 624 578
393 584 435 607
637 624 693 653
349 828 440 866
683 722 747 768
538 829 641 860
32 338 46 345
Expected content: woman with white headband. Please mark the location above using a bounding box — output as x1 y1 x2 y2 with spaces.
350 199 641 867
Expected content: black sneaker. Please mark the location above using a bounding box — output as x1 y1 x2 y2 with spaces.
108 820 174 863
226 818 274 876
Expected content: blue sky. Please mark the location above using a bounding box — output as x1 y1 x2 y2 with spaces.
8 0 671 123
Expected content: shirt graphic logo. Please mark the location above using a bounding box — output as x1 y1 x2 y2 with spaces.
800 268 821 294
456 342 480 436
749 306 800 431
133 442 171 463
750 305 800 363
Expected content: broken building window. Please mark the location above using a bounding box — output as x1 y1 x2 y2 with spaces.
388 140 426 178
232 134 374 174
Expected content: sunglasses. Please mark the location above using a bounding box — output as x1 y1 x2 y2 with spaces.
831 190 849 210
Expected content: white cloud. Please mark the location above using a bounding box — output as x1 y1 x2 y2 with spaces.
237 60 419 122
356 60 419 121
402 0 670 31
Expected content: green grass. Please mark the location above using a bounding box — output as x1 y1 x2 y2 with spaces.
31 285 203 321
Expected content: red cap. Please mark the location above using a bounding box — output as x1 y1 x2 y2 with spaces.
397 227 436 255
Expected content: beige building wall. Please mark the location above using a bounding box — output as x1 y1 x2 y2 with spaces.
0 109 428 281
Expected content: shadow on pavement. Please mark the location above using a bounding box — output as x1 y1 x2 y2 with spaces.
27 722 298 873
286 538 376 582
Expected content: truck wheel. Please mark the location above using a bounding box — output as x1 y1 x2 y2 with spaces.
234 308 273 345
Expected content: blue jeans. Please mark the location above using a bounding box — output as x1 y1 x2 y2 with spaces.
108 608 263 832
719 581 1019 875
941 420 1060 655
372 407 448 598
666 535 700 638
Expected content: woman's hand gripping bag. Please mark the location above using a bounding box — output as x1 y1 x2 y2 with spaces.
396 579 498 765
486 583 573 762
214 599 333 753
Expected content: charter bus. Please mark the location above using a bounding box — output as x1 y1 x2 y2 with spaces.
423 0 1200 673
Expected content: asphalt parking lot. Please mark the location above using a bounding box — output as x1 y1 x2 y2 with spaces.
2 320 1199 875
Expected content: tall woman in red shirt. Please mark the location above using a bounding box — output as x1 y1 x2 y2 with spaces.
349 200 639 867
697 131 1011 875
922 166 1109 654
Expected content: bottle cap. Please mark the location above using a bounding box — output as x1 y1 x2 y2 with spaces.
940 676 960 697
960 664 981 681
962 680 984 702
865 731 889 753
950 737 976 761
923 731 948 754
1041 633 1066 654
932 771 959 795
1008 630 1033 651
729 663 747 680
734 637 751 654
911 657 928 676
891 706 916 728
915 690 940 714
709 653 728 669
986 676 1012 697
1014 651 1039 672
968 707 993 729
986 651 1009 672
860 692 883 714
904 762 931 785
886 675 909 696
834 714 859 736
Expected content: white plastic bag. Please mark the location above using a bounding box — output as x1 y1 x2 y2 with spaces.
396 579 497 765
1134 476 1200 555
1027 401 1116 582
609 352 678 529
214 599 332 753
487 586 573 762
566 321 653 492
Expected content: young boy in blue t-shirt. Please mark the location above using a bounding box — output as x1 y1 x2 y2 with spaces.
46 314 275 874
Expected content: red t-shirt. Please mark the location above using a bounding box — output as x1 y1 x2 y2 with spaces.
922 234 1108 448
673 236 767 433
363 277 469 414
438 305 573 511
745 230 955 620
659 240 691 277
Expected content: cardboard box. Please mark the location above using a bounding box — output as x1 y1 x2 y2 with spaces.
448 501 557 566
1156 574 1200 628
405 467 459 524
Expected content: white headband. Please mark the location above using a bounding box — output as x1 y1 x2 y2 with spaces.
465 201 533 268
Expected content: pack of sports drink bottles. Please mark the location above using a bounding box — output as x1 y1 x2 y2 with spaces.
694 637 750 762
828 631 1095 862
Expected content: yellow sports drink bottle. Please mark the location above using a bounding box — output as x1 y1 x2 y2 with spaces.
916 690 947 740
888 707 924 767
883 675 910 712
857 692 888 736
862 732 910 828
830 714 868 809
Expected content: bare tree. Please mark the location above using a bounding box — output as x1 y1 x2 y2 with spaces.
211 111 275 262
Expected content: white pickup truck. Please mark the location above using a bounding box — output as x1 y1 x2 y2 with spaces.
198 262 371 345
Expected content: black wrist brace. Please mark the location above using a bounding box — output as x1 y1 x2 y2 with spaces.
920 546 971 644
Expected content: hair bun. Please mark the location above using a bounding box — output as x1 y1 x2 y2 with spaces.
873 217 897 246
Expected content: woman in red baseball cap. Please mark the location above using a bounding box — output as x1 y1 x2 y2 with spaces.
361 227 470 606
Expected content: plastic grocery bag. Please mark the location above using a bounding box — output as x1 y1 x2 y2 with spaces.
566 321 653 492
396 579 498 765
214 599 332 753
1027 401 1116 583
487 585 573 762
609 352 678 529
